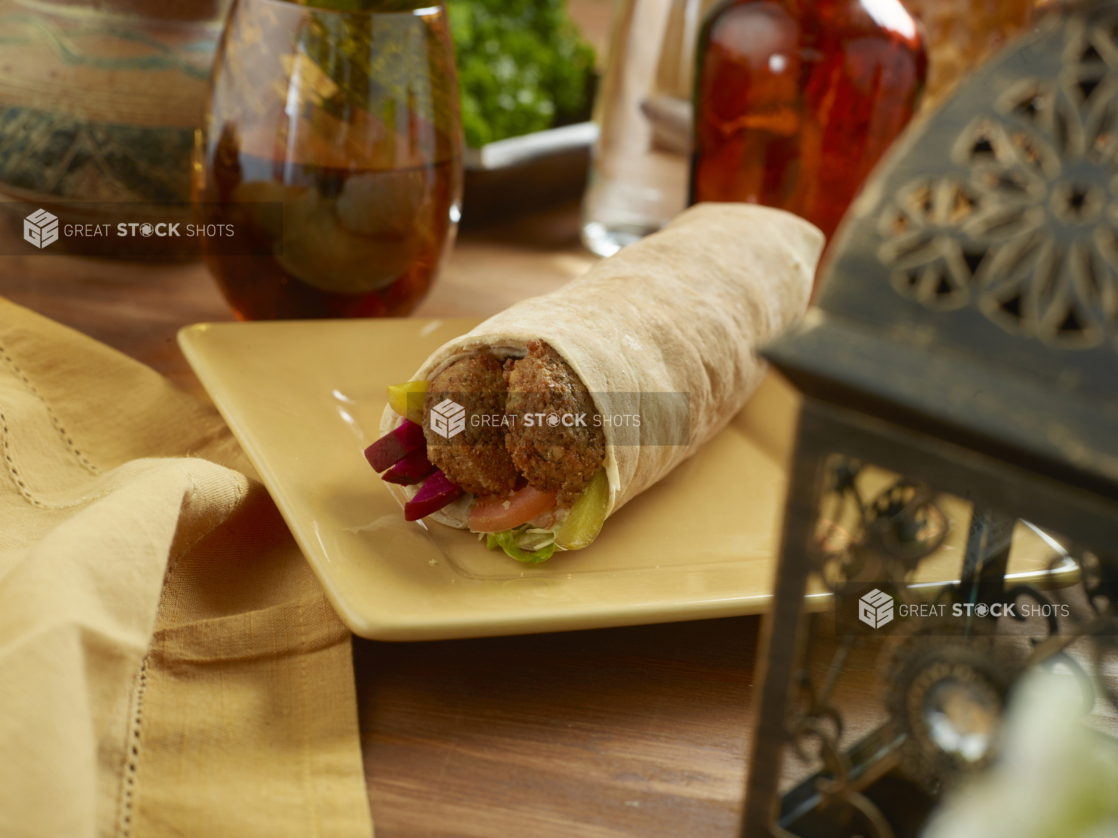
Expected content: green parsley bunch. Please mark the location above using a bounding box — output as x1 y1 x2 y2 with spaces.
447 0 595 147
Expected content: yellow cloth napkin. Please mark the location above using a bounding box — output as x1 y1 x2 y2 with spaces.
0 299 373 838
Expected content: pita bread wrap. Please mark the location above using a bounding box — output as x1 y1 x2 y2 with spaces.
380 203 823 535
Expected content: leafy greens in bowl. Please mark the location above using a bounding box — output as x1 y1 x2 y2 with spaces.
447 0 595 148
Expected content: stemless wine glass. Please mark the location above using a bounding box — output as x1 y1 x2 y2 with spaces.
194 0 462 319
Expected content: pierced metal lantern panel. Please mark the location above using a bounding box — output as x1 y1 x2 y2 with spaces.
830 3 1118 360
782 463 1099 821
769 1 1118 492
741 398 1118 838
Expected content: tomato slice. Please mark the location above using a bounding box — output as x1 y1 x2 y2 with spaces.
469 484 557 533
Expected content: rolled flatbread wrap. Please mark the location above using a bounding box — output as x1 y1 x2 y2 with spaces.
379 203 823 537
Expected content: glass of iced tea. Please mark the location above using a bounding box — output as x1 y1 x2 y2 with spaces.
195 0 462 319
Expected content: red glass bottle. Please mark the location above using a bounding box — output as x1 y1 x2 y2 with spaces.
690 0 926 246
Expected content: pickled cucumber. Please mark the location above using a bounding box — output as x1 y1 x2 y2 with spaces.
387 380 427 425
555 468 608 550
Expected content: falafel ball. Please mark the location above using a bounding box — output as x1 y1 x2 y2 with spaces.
424 353 519 496
504 340 605 507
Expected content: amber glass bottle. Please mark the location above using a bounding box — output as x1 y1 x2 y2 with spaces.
690 0 926 244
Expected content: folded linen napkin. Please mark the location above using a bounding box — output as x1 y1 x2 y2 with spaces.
0 299 373 838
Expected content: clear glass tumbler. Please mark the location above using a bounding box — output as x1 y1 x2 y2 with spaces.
580 0 718 257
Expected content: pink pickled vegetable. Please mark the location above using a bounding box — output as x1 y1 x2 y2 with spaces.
404 470 464 521
382 447 437 485
365 420 425 472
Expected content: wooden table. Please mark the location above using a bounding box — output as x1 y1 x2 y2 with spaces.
0 201 769 837
7 197 1118 838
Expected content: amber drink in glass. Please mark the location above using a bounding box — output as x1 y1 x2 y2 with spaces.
196 0 462 319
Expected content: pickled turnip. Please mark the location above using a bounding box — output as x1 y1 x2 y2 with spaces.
364 419 425 473
382 447 437 485
404 470 464 521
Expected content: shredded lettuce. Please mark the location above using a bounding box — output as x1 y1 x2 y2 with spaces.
485 525 557 563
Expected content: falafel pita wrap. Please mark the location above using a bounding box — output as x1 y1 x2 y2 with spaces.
366 203 824 561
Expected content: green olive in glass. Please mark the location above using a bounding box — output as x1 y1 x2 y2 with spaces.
195 0 463 319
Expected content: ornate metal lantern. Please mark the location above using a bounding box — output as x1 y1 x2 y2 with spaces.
745 3 1118 835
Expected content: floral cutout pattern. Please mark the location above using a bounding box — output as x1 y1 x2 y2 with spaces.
877 14 1118 349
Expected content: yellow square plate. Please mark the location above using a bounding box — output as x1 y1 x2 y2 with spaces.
179 318 1070 640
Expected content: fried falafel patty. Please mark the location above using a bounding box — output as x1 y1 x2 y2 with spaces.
424 353 519 496
504 340 605 508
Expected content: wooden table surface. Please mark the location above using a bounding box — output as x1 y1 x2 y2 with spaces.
7 2 1118 830
7 196 1118 838
0 201 773 837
